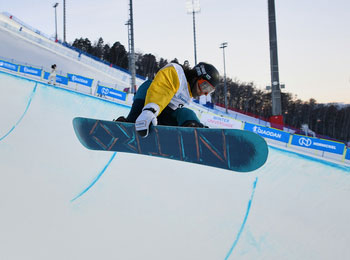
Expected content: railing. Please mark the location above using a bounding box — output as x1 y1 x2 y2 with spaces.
0 57 131 105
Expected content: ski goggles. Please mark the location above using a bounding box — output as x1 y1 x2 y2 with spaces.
197 79 215 95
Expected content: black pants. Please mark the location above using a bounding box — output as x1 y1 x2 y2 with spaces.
127 99 179 126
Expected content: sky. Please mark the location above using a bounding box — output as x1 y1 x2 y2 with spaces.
1 0 350 103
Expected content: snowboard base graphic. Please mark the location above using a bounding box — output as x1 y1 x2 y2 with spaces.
73 117 268 172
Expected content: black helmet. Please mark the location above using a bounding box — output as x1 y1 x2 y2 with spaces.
193 62 220 88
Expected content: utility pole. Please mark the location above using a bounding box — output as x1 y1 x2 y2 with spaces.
186 0 200 65
220 42 228 113
127 0 136 94
268 0 282 115
53 3 59 42
63 0 66 43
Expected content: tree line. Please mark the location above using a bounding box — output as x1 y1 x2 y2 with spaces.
212 80 350 143
71 37 350 143
72 37 171 79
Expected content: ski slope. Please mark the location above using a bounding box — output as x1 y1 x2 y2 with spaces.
0 71 349 260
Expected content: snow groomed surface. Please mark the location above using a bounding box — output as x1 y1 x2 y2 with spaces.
1 71 349 260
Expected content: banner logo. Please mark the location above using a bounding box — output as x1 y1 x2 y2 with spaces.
20 65 41 76
298 137 312 147
252 125 282 139
244 122 290 143
96 85 126 101
291 135 344 155
101 87 110 95
68 73 93 87
0 60 19 71
72 75 88 84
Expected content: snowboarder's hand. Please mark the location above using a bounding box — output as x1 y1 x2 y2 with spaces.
135 103 160 138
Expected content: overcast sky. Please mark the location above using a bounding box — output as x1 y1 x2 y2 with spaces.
2 0 350 103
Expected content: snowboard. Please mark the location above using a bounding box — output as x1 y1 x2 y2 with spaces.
73 117 268 172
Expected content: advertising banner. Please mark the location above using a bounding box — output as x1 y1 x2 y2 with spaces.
67 73 93 87
19 65 42 77
96 85 127 101
346 148 350 160
291 135 345 155
244 122 290 143
43 72 68 85
201 114 242 129
0 60 19 72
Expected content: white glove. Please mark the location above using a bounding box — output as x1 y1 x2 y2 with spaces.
135 103 160 137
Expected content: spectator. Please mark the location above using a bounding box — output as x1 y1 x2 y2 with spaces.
48 64 57 85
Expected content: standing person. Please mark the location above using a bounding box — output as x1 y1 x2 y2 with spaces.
115 62 220 137
48 64 57 85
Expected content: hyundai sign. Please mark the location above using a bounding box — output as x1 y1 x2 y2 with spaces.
96 85 127 101
244 122 290 143
291 135 345 155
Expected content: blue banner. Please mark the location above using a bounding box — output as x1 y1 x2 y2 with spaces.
43 72 68 85
346 148 350 160
0 60 19 72
96 85 127 101
244 122 290 143
67 73 93 87
291 135 345 155
19 65 42 77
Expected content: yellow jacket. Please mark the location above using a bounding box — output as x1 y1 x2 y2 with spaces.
145 63 193 113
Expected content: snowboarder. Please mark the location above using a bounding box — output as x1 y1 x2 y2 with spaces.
116 62 220 137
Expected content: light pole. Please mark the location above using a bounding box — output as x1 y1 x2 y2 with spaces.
127 0 136 94
267 0 283 128
220 42 228 113
186 0 200 65
53 3 59 42
63 0 66 43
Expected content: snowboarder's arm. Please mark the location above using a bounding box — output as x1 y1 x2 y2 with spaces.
144 65 180 113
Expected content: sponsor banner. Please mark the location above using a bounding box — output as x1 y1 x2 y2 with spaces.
43 72 68 85
0 60 19 72
19 65 42 77
291 135 345 155
96 85 127 101
201 114 242 129
244 122 290 143
345 148 350 160
67 73 93 87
